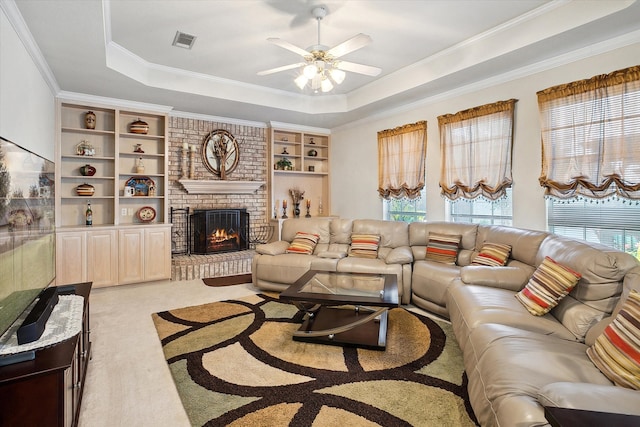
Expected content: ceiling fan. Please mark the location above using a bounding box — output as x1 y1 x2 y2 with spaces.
257 6 381 93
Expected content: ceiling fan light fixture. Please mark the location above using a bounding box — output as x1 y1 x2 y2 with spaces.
311 74 322 91
294 75 308 90
321 77 334 93
303 64 318 79
329 68 346 85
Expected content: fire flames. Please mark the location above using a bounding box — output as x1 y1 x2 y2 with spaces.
208 228 240 250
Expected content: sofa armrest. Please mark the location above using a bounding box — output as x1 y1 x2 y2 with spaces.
384 246 413 265
460 266 530 291
538 382 640 416
255 240 290 255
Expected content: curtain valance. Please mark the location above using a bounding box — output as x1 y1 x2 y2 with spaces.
377 121 427 200
537 65 640 200
438 99 517 202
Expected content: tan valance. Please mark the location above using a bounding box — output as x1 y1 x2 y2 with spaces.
438 99 517 201
377 121 427 200
537 65 640 200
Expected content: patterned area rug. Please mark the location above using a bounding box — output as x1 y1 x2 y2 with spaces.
152 294 478 426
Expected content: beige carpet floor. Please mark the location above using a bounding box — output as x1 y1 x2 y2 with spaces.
78 279 460 426
78 279 259 427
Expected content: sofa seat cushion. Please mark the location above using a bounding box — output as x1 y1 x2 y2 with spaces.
253 253 317 284
336 257 404 297
465 324 613 427
448 284 577 352
411 260 462 310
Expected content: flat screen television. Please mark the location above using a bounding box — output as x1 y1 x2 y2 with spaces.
0 136 55 344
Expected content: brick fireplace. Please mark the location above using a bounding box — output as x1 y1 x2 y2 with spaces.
168 116 269 280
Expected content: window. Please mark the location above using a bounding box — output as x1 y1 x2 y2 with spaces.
384 187 426 223
538 65 640 255
449 188 512 225
548 199 640 260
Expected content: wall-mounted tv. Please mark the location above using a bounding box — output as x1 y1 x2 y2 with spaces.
0 136 55 343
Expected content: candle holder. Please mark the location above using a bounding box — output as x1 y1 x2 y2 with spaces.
282 207 288 219
189 147 195 179
273 205 278 219
181 146 189 179
305 206 311 218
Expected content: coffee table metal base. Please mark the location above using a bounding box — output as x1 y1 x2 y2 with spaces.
293 305 389 350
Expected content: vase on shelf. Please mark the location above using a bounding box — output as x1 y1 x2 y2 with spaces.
294 203 301 218
85 111 96 129
136 157 145 174
79 164 96 176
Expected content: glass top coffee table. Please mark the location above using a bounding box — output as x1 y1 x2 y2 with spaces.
280 270 399 350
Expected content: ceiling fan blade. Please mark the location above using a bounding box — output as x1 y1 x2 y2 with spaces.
257 63 306 76
267 38 311 58
326 34 372 58
335 60 381 77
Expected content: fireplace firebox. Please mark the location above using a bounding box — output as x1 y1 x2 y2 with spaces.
191 209 249 254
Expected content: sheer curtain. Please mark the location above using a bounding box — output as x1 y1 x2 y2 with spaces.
377 121 427 200
537 65 640 200
438 99 517 201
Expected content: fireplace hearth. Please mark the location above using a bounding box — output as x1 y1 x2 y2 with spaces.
191 209 249 254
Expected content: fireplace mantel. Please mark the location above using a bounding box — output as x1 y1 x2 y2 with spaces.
178 179 265 194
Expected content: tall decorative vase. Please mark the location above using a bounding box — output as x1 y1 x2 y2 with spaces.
294 203 301 218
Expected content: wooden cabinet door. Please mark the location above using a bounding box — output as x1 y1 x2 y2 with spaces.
56 232 86 285
144 227 171 281
87 230 118 287
118 229 144 284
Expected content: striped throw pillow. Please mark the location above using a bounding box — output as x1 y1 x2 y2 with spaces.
348 234 380 259
515 256 581 316
471 242 512 267
425 232 461 265
285 232 320 255
587 290 640 390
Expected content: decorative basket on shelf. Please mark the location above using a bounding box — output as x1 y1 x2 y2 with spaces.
76 183 95 196
129 118 149 134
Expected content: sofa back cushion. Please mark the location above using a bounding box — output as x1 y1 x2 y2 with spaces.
476 225 548 267
281 218 331 248
538 234 640 341
352 219 409 248
410 222 478 264
330 218 353 244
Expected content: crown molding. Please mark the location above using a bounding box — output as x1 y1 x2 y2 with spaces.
268 121 331 134
57 91 173 114
1 0 60 94
170 110 268 129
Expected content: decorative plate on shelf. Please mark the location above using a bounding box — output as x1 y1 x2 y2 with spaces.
125 176 155 196
137 206 156 223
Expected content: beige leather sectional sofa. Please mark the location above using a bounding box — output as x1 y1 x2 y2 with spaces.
252 217 640 426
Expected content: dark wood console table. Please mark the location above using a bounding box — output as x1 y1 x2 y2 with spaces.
545 405 640 427
0 282 92 427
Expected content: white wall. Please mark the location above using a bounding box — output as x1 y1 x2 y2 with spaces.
0 6 55 160
330 42 640 231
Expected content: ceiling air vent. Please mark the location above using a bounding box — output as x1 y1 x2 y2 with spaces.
172 31 196 49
